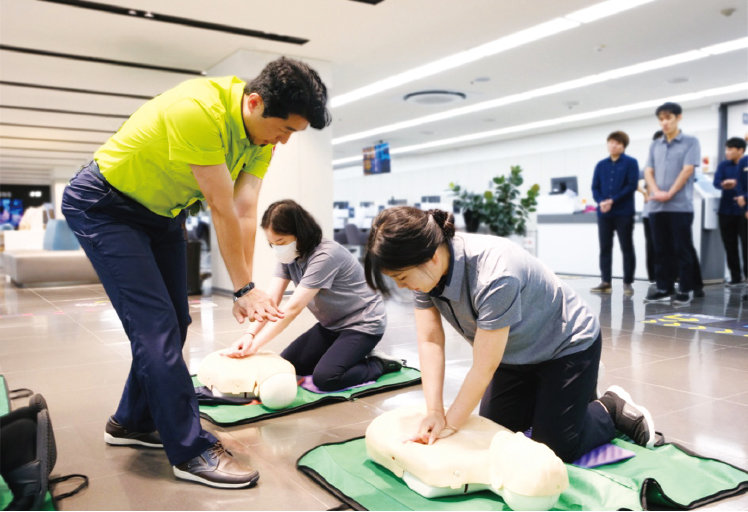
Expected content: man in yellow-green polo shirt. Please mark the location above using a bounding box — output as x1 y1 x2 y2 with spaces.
61 57 330 488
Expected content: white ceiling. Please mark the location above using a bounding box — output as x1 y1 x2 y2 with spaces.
0 0 746 184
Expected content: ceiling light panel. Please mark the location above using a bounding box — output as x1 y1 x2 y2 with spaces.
330 0 661 108
333 82 748 165
331 39 746 146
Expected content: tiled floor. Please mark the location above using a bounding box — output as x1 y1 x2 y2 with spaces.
1 274 747 510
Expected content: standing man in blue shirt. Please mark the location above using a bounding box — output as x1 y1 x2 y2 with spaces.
643 102 702 305
713 137 747 285
590 131 640 295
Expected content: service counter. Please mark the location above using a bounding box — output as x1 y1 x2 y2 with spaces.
536 213 649 280
536 193 726 284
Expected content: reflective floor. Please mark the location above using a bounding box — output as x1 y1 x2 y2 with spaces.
1 274 747 510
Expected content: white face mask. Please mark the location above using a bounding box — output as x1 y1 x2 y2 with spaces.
272 241 299 264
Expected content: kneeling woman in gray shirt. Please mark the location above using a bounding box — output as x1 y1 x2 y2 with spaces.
225 199 395 391
364 207 655 462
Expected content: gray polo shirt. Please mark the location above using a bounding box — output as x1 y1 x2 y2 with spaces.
275 239 386 335
645 131 701 213
414 234 600 365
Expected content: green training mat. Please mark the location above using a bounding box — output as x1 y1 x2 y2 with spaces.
196 366 421 426
0 375 9 416
297 436 748 511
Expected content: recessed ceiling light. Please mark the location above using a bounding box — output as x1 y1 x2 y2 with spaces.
403 90 466 105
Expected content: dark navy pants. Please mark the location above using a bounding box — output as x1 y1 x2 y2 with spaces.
281 323 383 391
479 334 614 463
61 161 215 465
597 214 636 284
650 211 698 293
718 214 748 283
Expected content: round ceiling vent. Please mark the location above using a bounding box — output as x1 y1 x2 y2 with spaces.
403 90 466 105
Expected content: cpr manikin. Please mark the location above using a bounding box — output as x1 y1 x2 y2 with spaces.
365 406 569 511
197 351 298 409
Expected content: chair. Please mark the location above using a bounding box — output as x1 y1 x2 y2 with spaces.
344 224 366 246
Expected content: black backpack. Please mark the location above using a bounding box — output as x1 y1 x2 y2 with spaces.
0 379 88 510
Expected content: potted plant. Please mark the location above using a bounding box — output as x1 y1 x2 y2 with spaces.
447 183 486 233
482 165 540 237
449 165 540 237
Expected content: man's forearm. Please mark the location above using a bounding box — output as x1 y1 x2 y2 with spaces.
667 166 694 197
238 216 257 281
644 167 658 194
212 210 251 290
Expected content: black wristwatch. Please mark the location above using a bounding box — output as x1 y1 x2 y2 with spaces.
233 282 255 302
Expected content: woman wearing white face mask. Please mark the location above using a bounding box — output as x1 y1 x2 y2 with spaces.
224 199 397 391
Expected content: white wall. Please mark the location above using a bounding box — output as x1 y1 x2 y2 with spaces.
208 50 334 293
333 104 722 211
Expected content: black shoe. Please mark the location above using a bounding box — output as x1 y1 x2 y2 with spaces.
671 292 692 306
368 350 404 374
643 289 672 302
105 416 163 448
599 385 655 448
173 441 259 489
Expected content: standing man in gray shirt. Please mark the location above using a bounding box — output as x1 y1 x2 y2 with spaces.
643 102 702 305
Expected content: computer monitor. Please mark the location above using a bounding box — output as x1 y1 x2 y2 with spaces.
387 198 407 206
333 201 349 209
550 176 578 195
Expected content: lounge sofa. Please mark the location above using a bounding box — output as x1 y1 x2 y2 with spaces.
2 219 99 287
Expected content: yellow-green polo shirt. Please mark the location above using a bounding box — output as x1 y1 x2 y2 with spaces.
94 76 273 218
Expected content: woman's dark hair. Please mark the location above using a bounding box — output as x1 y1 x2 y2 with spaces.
245 57 331 130
364 207 455 295
261 199 322 260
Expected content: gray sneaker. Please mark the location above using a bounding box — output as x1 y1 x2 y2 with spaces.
173 441 259 489
623 283 634 296
105 416 163 448
590 282 612 293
